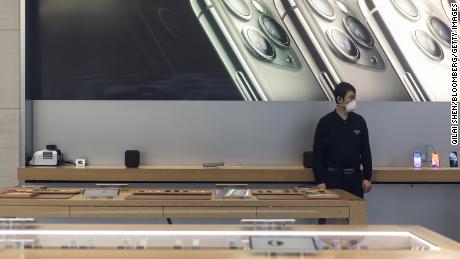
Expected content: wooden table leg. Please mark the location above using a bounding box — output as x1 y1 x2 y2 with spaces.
348 200 368 224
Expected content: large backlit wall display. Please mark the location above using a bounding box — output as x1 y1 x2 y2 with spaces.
27 0 453 101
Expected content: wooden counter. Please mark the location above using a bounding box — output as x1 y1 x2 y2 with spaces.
0 189 367 224
18 166 460 183
0 225 458 259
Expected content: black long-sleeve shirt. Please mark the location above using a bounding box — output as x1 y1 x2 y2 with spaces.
312 111 372 184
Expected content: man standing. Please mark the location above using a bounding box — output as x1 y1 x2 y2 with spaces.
313 82 372 198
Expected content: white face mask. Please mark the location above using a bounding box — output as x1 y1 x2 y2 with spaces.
345 100 357 112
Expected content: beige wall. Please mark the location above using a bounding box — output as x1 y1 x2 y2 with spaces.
0 0 20 187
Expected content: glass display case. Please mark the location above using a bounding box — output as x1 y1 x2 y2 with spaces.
0 222 441 252
0 220 459 259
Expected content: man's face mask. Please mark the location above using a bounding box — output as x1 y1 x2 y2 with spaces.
345 100 357 112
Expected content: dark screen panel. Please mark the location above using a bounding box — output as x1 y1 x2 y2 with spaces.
28 0 242 100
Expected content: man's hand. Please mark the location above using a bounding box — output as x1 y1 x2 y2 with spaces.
362 180 372 193
316 183 326 189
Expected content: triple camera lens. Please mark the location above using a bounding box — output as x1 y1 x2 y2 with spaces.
223 0 252 20
413 30 444 60
307 0 370 62
225 0 292 61
327 28 360 62
387 0 449 61
344 15 374 48
243 27 276 61
259 15 290 47
391 0 419 20
307 0 336 20
428 17 451 46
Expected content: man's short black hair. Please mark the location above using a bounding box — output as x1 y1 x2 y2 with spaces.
334 82 356 104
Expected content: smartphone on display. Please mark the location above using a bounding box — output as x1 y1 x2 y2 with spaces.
274 0 413 101
449 151 458 168
359 0 451 101
413 152 422 168
432 152 440 168
190 0 329 101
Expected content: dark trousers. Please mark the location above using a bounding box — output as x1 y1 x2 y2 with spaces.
324 167 364 198
318 169 364 224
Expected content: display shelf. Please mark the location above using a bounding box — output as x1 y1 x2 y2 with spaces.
17 166 460 183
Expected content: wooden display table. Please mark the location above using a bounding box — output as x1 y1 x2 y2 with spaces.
0 189 367 224
0 225 458 259
18 166 460 183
